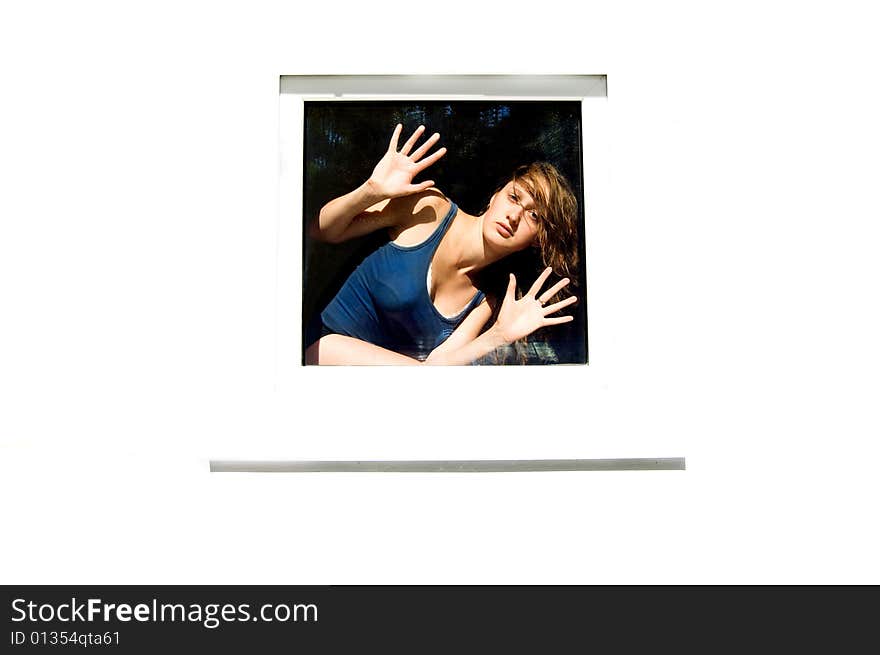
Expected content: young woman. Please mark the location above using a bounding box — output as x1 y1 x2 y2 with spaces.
305 124 580 365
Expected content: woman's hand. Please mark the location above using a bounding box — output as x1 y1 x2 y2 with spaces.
494 268 577 344
367 124 447 199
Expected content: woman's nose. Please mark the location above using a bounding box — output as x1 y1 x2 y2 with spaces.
508 207 523 226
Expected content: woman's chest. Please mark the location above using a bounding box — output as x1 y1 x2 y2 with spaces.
427 258 479 318
365 245 477 320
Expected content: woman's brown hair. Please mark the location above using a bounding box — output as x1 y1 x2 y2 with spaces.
509 162 579 282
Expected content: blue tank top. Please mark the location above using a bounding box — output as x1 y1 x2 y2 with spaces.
321 201 485 360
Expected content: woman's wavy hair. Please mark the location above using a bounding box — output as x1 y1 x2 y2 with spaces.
474 162 580 363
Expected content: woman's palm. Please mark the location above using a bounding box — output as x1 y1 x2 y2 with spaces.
369 124 447 198
496 268 577 344
371 150 421 197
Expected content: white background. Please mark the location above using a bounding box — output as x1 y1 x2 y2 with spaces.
1 1 878 583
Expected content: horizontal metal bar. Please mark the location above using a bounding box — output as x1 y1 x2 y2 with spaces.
280 75 607 97
210 458 685 473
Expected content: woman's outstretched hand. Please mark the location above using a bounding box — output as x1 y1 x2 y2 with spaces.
494 268 577 345
367 124 447 199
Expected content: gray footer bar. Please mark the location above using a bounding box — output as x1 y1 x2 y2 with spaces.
210 458 685 473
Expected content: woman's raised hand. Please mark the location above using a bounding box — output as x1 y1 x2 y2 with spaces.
494 267 577 345
367 124 447 199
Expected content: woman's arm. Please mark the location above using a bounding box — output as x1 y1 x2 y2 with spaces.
307 180 389 244
309 124 447 243
424 269 577 365
307 269 576 366
423 301 498 365
306 310 503 366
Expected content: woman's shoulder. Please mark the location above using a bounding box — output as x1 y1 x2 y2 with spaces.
389 189 453 243
416 187 451 214
385 187 449 219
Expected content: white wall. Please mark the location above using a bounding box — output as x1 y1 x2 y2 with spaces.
1 0 878 583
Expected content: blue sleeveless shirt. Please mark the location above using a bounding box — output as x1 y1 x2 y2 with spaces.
321 201 485 360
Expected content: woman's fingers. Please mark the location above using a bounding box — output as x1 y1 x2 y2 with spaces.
537 277 570 303
408 180 435 193
543 315 574 326
399 125 425 156
505 273 517 302
387 124 403 152
410 132 440 161
414 147 447 172
543 295 577 315
527 267 553 297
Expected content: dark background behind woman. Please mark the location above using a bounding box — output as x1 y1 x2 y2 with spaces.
302 100 587 364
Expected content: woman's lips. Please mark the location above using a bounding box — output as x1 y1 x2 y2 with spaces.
495 222 513 237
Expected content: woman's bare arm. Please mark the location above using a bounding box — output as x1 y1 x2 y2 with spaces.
306 271 576 366
425 269 577 365
422 301 498 365
305 303 498 366
308 124 446 243
308 181 389 243
305 310 505 366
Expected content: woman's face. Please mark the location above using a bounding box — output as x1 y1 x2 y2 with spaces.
483 180 542 253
